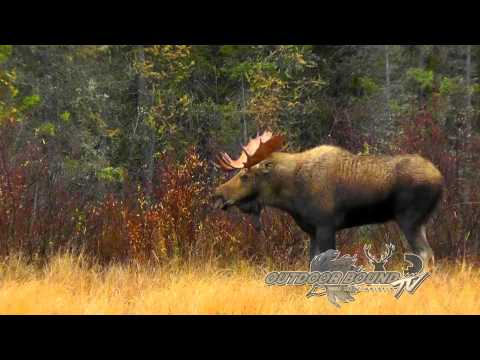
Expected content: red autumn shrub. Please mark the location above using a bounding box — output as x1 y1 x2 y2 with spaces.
1 110 479 266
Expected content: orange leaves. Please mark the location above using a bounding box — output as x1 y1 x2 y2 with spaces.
81 147 211 262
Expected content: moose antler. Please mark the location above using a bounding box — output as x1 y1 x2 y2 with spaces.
216 131 284 171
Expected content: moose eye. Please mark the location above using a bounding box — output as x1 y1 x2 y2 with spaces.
240 173 249 181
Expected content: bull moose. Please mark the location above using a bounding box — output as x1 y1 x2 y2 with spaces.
213 131 443 268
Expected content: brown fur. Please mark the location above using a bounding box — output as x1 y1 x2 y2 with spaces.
214 145 444 266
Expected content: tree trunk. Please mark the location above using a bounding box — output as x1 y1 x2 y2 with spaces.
241 75 248 144
136 45 155 199
384 45 391 125
418 45 428 106
461 45 472 207
466 45 472 113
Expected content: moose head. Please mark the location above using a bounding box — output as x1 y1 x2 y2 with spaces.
212 131 285 230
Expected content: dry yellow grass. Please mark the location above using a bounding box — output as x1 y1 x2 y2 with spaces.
0 253 479 314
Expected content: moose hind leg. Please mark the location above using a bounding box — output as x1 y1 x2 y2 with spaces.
395 187 439 270
398 221 434 270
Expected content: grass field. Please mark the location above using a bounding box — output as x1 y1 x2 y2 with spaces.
0 253 479 315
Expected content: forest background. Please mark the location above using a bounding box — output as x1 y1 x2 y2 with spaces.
0 45 478 267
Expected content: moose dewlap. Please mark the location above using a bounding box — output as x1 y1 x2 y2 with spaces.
214 131 444 267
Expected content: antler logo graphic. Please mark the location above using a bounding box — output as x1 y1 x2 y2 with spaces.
363 243 395 271
265 244 430 307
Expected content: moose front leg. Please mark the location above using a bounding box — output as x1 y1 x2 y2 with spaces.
310 226 336 262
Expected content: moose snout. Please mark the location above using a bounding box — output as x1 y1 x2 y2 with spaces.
212 190 234 210
212 194 225 210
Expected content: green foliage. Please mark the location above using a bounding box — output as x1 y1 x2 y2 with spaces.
60 111 71 124
35 122 56 137
21 94 41 109
64 157 80 174
472 83 480 94
389 99 409 116
439 76 463 96
407 67 434 91
0 45 12 64
97 166 125 183
357 76 380 96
